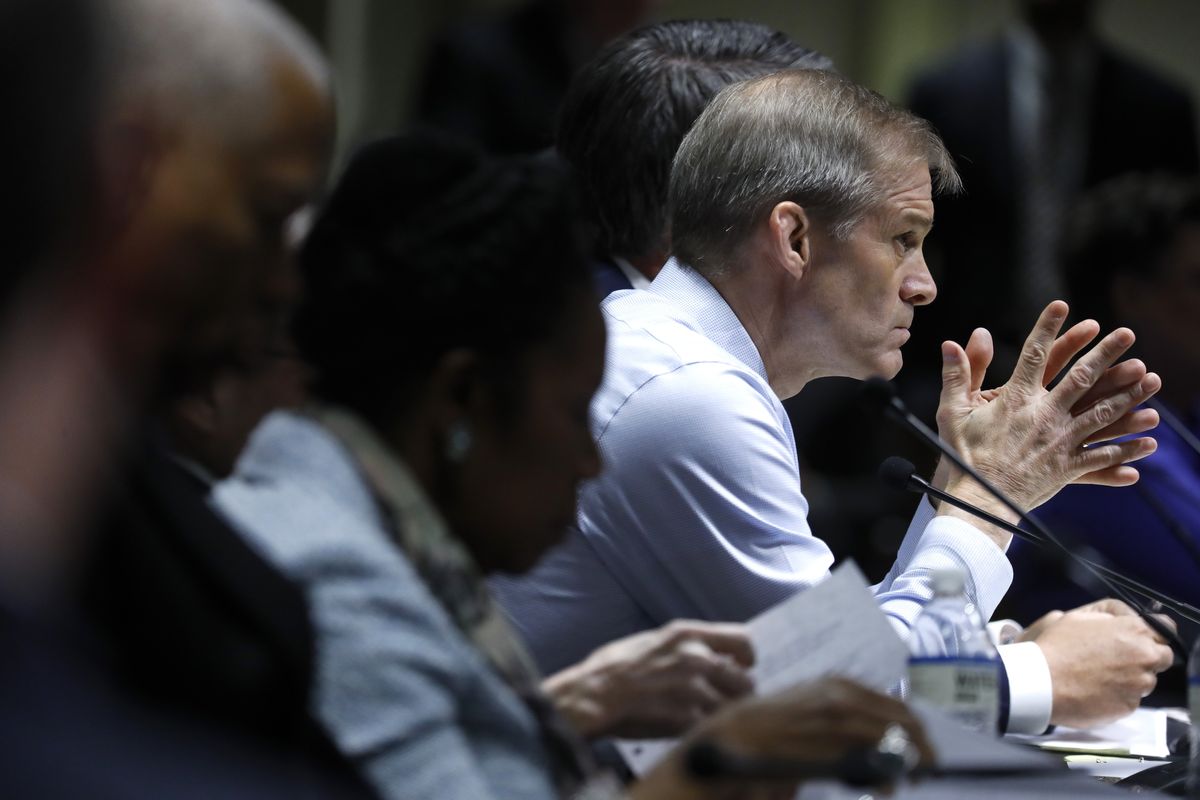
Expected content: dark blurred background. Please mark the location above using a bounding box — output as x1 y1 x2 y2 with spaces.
277 0 1200 167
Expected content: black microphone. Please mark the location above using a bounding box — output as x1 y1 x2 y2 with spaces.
684 739 907 786
879 456 1200 625
863 378 1187 659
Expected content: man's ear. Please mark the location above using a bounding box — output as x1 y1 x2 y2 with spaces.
95 111 167 235
767 201 812 280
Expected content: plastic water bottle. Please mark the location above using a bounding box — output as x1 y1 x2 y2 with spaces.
1187 637 1200 796
907 568 1001 734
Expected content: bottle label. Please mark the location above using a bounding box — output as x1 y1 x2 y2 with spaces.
908 657 1000 733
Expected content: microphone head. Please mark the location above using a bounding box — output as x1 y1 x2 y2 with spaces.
860 376 899 414
878 456 917 491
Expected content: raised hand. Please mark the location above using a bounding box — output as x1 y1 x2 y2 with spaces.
936 301 1159 520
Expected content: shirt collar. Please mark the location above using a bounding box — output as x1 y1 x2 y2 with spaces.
650 257 770 383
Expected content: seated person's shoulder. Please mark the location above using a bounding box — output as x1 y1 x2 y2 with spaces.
599 298 776 419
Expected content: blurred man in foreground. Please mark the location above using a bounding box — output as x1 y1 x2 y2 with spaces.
0 0 373 795
75 0 368 782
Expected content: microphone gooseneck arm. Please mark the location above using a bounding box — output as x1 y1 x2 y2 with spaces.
863 378 1187 659
879 457 1200 626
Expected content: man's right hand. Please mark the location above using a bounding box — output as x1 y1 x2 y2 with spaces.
933 301 1160 547
1019 599 1175 729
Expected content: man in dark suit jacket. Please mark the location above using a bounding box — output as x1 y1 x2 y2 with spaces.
68 0 372 790
906 0 1198 383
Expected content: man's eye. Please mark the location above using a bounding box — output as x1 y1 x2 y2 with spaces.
896 233 918 253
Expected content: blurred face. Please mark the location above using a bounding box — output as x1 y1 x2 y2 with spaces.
110 55 333 390
453 292 606 574
801 161 937 380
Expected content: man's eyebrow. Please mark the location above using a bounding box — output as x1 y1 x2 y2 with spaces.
899 209 934 232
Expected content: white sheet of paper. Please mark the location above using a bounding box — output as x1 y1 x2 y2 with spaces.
1008 706 1175 758
747 561 908 695
616 561 909 775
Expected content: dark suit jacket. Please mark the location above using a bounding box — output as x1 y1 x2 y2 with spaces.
908 38 1199 351
591 256 634 299
80 439 370 789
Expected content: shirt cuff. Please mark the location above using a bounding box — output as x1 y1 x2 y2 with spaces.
997 641 1053 734
988 619 1024 647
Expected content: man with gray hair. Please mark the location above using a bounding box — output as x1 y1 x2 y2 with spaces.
497 68 1171 733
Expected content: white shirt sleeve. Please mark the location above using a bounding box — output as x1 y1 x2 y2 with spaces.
876 497 1014 639
998 641 1055 734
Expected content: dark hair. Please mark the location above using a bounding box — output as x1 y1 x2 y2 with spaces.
556 19 831 262
295 133 592 425
1063 173 1200 328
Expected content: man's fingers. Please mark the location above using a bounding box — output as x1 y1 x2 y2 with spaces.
1072 463 1141 487
964 328 992 395
702 656 755 699
1069 360 1147 415
1010 301 1070 391
1074 437 1158 479
1151 643 1175 673
669 672 726 715
670 621 755 667
1049 328 1137 410
1144 614 1179 647
1082 407 1159 446
938 341 972 419
1070 372 1161 444
1076 598 1136 616
1042 319 1101 387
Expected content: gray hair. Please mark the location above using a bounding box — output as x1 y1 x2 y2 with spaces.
669 69 960 275
98 0 329 137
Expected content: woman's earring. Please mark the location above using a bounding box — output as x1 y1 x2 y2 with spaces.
445 421 473 463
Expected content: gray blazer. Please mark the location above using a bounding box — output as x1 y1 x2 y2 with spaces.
214 411 559 800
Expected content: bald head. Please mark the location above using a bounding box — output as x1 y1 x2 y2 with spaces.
90 0 334 401
100 0 330 136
